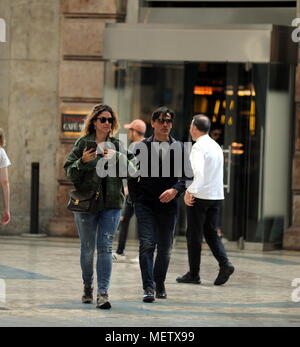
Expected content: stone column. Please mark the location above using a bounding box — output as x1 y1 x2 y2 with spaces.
0 0 60 235
48 0 126 236
283 2 300 250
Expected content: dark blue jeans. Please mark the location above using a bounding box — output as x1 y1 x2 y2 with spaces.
135 202 177 290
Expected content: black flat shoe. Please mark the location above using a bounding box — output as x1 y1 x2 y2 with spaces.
143 288 155 303
176 272 201 284
156 283 167 299
156 291 167 299
214 263 235 286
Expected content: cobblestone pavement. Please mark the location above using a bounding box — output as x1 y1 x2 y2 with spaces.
0 236 299 327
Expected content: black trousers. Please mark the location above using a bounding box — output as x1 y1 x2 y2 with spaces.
186 199 229 277
116 197 135 255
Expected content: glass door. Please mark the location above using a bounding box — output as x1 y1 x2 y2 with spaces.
222 63 259 243
191 63 265 244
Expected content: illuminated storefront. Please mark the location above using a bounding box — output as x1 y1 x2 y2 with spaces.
103 22 297 249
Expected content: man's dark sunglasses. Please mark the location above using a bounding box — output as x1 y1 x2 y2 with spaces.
97 117 114 124
156 119 173 125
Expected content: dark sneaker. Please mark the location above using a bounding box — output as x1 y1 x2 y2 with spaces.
96 293 111 310
176 272 201 284
156 283 167 299
143 288 155 303
214 262 235 286
82 285 93 304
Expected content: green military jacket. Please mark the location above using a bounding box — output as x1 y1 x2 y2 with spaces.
64 133 136 211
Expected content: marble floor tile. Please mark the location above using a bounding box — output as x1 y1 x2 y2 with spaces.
0 236 299 327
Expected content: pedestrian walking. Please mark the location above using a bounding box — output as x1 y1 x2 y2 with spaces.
177 115 235 286
209 124 224 238
64 104 136 310
113 119 146 263
128 106 192 303
0 129 11 226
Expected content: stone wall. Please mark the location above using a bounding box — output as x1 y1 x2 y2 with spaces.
48 0 126 236
0 0 60 235
0 0 126 236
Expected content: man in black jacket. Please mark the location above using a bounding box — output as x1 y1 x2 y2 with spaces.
128 106 192 303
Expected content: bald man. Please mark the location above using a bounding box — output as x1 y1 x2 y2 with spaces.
177 115 234 286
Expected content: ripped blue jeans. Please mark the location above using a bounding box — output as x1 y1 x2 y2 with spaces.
74 209 121 294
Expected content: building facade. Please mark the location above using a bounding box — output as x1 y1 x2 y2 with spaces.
0 0 61 235
48 0 126 236
104 0 299 251
0 0 126 236
0 0 300 250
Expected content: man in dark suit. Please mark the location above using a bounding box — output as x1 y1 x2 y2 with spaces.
128 106 192 303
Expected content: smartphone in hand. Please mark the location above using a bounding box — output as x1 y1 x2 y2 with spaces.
86 141 98 153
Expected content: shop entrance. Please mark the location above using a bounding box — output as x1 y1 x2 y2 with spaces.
104 59 293 248
183 63 262 243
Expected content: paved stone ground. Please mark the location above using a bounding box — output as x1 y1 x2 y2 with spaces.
0 236 299 327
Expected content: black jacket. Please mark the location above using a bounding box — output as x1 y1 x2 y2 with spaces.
128 135 193 211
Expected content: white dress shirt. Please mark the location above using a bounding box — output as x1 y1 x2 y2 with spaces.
0 148 11 169
187 134 224 200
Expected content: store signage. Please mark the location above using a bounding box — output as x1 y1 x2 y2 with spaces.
62 113 86 133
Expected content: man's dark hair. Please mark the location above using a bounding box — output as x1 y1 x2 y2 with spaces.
152 106 175 121
193 114 211 133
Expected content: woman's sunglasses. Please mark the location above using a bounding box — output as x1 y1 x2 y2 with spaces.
97 117 114 125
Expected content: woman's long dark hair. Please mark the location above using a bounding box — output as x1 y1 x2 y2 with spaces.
81 104 120 137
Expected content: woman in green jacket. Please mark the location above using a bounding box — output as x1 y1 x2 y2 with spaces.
64 104 135 310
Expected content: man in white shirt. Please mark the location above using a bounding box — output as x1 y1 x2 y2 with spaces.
176 115 234 286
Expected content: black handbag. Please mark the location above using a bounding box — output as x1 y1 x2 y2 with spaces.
67 190 100 213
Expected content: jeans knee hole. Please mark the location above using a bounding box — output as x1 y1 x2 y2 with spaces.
104 233 114 240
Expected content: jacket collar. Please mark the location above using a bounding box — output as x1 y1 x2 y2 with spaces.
146 135 177 144
85 133 114 143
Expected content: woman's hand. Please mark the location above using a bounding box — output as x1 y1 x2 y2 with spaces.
1 210 10 225
81 148 97 164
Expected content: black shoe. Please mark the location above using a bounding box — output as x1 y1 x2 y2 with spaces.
176 272 201 284
82 285 93 304
96 293 111 310
214 262 235 286
143 288 155 303
156 283 167 299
